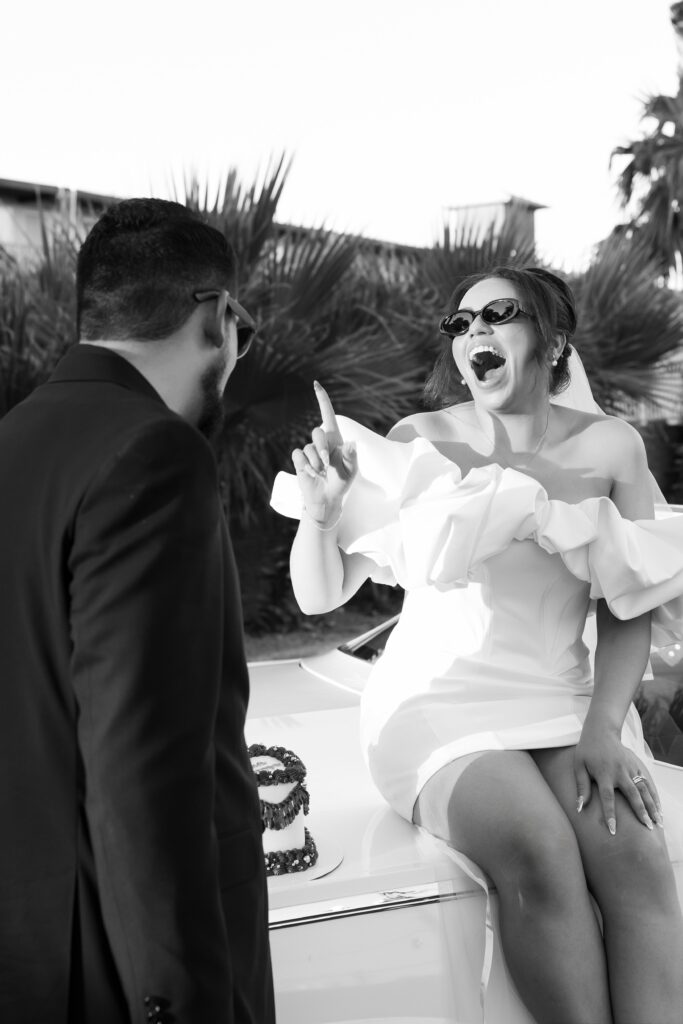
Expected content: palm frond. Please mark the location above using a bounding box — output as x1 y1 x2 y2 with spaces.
572 232 683 414
643 89 683 128
220 319 422 525
0 201 78 415
252 225 360 323
414 212 537 307
177 155 291 285
611 86 683 270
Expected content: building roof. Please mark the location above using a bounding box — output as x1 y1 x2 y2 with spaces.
0 177 121 208
447 193 548 213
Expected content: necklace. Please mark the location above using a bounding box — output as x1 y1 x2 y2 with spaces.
447 404 551 470
506 407 550 467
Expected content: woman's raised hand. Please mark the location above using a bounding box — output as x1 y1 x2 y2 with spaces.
291 381 358 526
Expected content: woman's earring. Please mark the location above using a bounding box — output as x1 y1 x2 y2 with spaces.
551 357 558 367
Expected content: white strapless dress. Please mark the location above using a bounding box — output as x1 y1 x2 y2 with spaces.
272 414 683 1017
271 416 683 821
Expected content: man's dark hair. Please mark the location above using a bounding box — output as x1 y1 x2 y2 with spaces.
77 198 237 341
424 264 577 408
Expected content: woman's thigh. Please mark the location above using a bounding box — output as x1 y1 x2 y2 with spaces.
414 749 585 884
531 746 675 905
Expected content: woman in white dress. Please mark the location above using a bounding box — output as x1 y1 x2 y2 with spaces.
279 266 683 1024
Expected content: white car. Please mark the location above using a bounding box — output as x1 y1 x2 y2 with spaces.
246 618 683 1024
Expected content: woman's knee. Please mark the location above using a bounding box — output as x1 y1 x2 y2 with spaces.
495 816 586 900
450 798 587 911
584 819 676 913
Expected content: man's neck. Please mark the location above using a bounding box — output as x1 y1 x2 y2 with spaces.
81 338 198 423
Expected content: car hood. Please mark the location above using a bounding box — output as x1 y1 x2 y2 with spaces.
246 653 683 919
246 666 489 917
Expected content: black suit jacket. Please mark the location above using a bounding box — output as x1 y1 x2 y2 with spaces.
0 344 274 1023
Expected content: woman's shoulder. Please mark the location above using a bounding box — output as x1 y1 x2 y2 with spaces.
555 406 648 487
558 406 645 453
388 403 475 443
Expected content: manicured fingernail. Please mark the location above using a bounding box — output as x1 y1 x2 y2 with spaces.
313 380 321 389
607 818 616 836
642 815 654 830
655 811 664 827
576 796 584 813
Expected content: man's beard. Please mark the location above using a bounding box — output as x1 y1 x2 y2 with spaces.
196 358 227 443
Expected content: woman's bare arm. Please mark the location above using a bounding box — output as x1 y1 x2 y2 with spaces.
575 418 661 831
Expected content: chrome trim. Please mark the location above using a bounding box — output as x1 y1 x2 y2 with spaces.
246 656 300 668
337 614 400 656
268 881 481 930
654 758 683 775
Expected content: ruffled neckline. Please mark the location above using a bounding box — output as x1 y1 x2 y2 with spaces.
271 416 683 647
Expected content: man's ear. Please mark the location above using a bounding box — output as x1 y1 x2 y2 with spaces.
201 290 229 350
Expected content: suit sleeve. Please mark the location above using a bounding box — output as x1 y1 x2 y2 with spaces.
69 417 233 1021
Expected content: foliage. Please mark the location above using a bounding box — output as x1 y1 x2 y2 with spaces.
178 155 291 285
669 429 683 505
173 162 429 625
612 86 683 274
569 231 683 416
412 209 538 310
0 208 77 415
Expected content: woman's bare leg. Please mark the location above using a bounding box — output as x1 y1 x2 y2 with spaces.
414 750 612 1024
533 746 683 1024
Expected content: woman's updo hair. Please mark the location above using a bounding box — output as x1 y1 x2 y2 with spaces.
423 265 577 408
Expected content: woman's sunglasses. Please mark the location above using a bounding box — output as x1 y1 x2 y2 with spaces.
193 289 257 358
439 298 533 338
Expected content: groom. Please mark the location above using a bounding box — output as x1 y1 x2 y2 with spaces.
0 199 274 1022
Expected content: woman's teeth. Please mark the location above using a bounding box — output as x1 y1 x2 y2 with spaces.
469 345 506 381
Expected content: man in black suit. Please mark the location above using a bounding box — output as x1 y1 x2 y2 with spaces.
0 199 275 1023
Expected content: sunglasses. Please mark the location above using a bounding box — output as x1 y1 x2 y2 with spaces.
193 289 257 358
439 298 533 338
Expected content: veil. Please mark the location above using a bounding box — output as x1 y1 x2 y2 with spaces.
552 347 670 509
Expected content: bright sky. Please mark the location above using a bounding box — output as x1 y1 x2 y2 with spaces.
4 0 680 270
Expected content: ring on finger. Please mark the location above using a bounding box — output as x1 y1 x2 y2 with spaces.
632 774 647 785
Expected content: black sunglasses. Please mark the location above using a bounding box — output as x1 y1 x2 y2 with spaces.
439 298 533 338
193 289 257 358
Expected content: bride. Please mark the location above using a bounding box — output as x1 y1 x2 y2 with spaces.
273 266 683 1024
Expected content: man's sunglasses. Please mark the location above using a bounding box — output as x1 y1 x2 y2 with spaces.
439 298 533 338
193 289 257 358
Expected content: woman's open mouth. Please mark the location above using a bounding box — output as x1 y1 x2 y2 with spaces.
469 345 506 383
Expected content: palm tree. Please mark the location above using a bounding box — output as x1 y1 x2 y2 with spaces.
570 231 683 414
179 154 291 286
612 88 683 276
413 207 539 307
179 161 427 627
609 6 683 498
179 162 425 512
0 206 77 416
569 231 683 499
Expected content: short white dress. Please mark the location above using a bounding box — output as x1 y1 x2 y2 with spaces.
271 416 683 823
